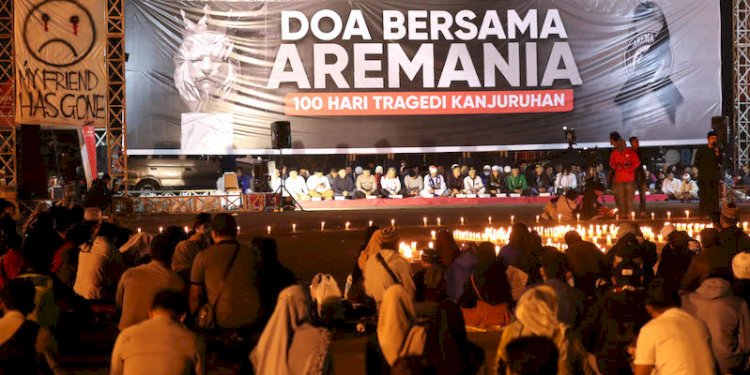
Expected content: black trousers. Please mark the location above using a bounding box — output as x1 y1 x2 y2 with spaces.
698 179 720 218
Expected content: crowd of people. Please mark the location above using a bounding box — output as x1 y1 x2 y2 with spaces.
1 191 750 374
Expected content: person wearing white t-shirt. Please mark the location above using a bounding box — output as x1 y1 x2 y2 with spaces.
462 167 485 195
660 173 682 199
306 171 334 199
380 168 402 197
285 170 310 201
633 282 716 375
421 166 447 198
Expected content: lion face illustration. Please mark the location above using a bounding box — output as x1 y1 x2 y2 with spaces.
174 6 237 112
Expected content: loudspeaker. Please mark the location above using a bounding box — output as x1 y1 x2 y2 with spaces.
711 116 729 146
271 121 291 149
19 125 48 199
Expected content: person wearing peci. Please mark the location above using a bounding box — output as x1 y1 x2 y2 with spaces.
462 167 485 195
674 173 699 202
380 167 403 198
421 166 447 198
695 130 723 220
609 137 640 216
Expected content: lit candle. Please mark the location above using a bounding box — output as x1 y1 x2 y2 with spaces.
437 217 441 226
744 222 748 231
667 211 671 220
576 213 580 222
685 210 690 219
368 220 373 227
345 221 351 231
321 222 325 231
423 217 427 226
460 217 465 225
158 226 163 233
137 227 142 234
657 234 663 243
431 230 437 240
428 242 434 249
592 236 597 244
266 226 271 235
606 235 612 246
511 215 515 224
616 214 619 221
536 215 540 224
630 211 635 221
651 212 655 220
488 216 492 225
184 226 189 233
292 223 296 232
495 245 500 256
558 214 562 223
237 226 241 234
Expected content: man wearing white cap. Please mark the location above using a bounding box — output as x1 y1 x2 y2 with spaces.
481 165 492 186
421 166 446 198
675 173 699 202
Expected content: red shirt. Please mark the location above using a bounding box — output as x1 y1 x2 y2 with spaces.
0 248 27 290
609 148 641 183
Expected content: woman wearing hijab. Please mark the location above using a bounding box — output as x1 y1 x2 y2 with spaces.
460 242 513 329
495 286 594 375
367 285 427 374
345 226 379 309
362 228 415 307
499 223 542 286
435 231 477 302
250 285 332 375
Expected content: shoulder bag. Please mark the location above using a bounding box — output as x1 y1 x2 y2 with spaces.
196 244 240 332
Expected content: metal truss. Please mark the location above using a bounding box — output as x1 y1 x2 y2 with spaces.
107 0 128 193
0 0 16 188
735 0 750 169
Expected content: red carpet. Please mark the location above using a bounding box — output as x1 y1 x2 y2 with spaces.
300 194 669 210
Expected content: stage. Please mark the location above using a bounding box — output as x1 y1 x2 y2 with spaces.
299 194 669 210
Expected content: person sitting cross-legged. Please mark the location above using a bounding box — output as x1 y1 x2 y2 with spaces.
421 166 447 198
332 169 356 198
306 171 334 200
462 167 486 195
380 168 403 198
355 169 381 199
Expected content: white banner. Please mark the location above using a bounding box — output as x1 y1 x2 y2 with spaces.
14 0 107 127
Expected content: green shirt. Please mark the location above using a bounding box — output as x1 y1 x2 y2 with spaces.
506 175 528 191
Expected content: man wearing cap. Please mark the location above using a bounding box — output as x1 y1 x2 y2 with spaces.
674 173 699 202
695 130 723 219
462 167 485 195
719 203 750 256
609 137 640 216
480 165 492 186
421 166 447 198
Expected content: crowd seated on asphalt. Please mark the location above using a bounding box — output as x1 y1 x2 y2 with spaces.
237 159 715 202
2 197 750 374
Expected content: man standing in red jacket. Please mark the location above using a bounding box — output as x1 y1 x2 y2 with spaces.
610 137 641 216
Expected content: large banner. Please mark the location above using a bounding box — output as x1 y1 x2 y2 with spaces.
14 0 107 127
125 0 722 154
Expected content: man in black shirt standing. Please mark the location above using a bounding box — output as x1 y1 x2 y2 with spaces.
694 131 722 220
630 137 647 217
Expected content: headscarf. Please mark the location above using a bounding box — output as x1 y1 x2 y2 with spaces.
364 248 416 306
251 285 331 375
358 227 399 273
515 285 565 337
435 230 459 266
377 285 427 366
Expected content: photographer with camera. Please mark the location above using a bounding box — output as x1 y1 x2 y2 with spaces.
609 136 641 217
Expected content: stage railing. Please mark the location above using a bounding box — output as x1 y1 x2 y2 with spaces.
112 192 280 215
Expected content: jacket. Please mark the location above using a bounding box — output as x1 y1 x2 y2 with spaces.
695 145 722 181
609 149 640 183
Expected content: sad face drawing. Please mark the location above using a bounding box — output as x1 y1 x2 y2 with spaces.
22 0 97 67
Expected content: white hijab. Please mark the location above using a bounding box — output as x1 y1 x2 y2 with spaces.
250 285 331 375
377 285 426 366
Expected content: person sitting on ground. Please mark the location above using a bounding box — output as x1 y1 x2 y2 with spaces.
462 167 485 195
253 237 296 324
73 222 123 300
116 234 185 331
681 274 750 375
447 166 464 197
235 167 253 194
332 169 355 198
251 285 332 375
481 165 492 186
346 226 380 310
459 242 513 329
563 231 606 297
171 213 211 283
436 231 477 303
506 166 529 195
681 228 732 291
374 166 385 192
503 336 560 375
380 168 403 198
85 174 113 211
402 168 424 197
285 170 310 202
189 214 261 331
0 279 59 374
421 166 447 198
326 168 338 187
500 223 543 285
733 253 750 307
541 191 579 222
110 291 205 375
540 250 584 328
495 285 594 375
49 212 81 289
578 181 611 221
269 169 282 194
363 228 415 307
554 166 577 195
718 202 750 256
606 223 658 286
306 171 335 200
355 169 380 199
529 164 551 196
488 166 507 196
633 279 716 375
660 172 682 199
0 228 27 291
675 173 699 202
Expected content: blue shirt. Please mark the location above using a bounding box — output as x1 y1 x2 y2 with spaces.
445 252 478 302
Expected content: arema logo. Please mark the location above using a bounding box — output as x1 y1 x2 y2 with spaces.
624 31 673 81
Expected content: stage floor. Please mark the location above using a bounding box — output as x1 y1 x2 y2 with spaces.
299 194 669 210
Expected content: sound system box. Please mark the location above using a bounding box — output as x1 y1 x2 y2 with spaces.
271 121 292 149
